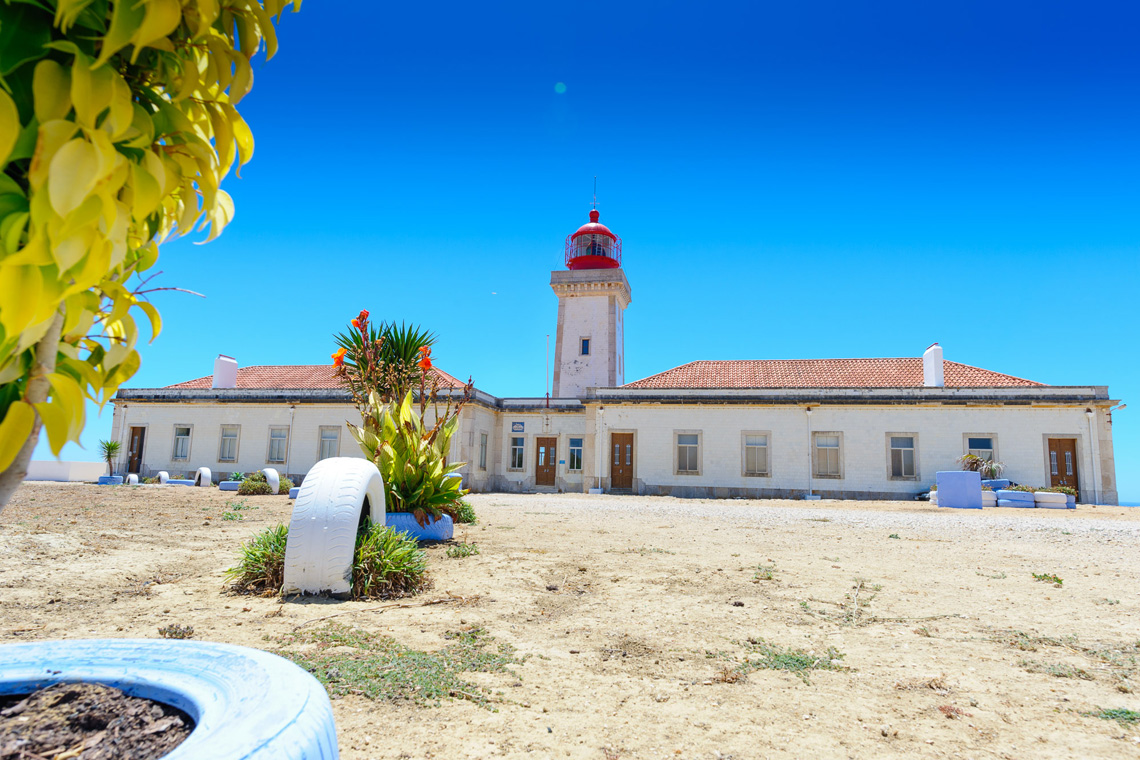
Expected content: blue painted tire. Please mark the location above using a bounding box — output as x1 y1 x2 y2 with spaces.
97 476 123 485
387 512 454 541
219 481 241 491
0 639 339 760
997 498 1035 508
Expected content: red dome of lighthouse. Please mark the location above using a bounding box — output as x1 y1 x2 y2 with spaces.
565 209 622 270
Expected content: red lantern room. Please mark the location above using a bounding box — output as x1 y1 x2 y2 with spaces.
564 209 622 270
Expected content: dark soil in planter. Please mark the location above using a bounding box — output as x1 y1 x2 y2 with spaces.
0 682 192 760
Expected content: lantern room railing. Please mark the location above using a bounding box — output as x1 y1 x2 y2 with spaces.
564 232 622 268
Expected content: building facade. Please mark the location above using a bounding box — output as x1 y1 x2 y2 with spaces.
110 210 1121 504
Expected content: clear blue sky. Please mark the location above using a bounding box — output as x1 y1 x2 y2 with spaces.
38 1 1139 501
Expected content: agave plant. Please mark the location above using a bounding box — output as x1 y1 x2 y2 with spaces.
350 392 466 527
99 440 121 477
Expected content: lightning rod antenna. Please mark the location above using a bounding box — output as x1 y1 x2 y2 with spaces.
592 176 597 210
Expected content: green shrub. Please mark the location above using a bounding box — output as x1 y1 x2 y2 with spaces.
229 471 244 482
981 485 993 491
929 484 937 491
142 476 160 484
279 477 294 495
352 521 429 599
248 471 267 483
446 542 480 558
1008 485 1037 492
238 478 274 495
453 500 477 524
225 522 428 600
1038 486 1076 496
225 524 289 593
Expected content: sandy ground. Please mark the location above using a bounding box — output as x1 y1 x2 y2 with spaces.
1 483 1139 760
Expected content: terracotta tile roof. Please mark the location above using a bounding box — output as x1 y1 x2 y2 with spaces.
623 359 1044 389
164 365 468 391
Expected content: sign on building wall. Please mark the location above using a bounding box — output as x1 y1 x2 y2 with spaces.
511 422 524 432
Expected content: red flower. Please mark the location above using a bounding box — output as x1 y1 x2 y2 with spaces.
357 309 369 323
332 347 347 367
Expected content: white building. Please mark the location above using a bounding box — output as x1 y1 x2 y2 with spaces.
110 210 1121 504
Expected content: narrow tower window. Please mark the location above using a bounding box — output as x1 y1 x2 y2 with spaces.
580 338 590 355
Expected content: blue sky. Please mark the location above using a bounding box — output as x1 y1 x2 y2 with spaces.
38 1 1139 501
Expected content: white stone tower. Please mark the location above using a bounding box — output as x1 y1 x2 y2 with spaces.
551 209 632 398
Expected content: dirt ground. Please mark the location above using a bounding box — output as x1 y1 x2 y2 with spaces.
2 483 1139 760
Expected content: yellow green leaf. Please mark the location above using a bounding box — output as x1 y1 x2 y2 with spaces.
34 396 72 456
33 60 72 123
137 301 162 341
0 88 18 167
48 138 101 216
95 0 146 66
131 0 183 61
28 120 80 189
0 401 36 471
71 60 115 129
0 263 43 335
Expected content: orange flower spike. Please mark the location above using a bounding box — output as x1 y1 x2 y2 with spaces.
357 309 369 323
332 347 347 367
417 355 433 372
351 318 361 329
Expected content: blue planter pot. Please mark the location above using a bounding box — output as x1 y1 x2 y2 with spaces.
168 479 195 486
219 481 241 491
386 512 454 541
97 475 123 485
1067 495 1076 508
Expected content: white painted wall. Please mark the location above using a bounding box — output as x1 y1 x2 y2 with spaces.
556 294 615 398
25 461 107 482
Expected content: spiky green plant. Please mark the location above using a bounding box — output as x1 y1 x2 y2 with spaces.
335 321 437 406
98 440 121 477
453 500 477 524
352 521 429 599
225 524 288 593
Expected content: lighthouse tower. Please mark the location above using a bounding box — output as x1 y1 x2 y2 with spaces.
551 209 632 398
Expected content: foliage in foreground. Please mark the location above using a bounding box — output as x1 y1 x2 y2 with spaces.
225 521 428 599
1085 707 1140 724
238 477 273 495
273 623 523 708
453 499 477 524
733 638 847 684
0 0 299 512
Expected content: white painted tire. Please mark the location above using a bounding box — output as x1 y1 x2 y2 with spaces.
283 458 386 596
195 467 212 487
262 468 280 495
929 492 938 505
1034 492 1068 505
126 473 139 485
0 638 338 759
157 471 169 484
981 491 997 507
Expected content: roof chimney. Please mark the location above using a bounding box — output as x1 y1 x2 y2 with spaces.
922 343 944 387
212 355 238 389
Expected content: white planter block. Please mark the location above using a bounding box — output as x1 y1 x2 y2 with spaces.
262 468 280 495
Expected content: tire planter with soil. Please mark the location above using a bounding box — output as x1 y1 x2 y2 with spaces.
0 639 339 759
1034 491 1069 509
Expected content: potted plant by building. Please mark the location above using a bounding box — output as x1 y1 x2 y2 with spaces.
335 312 473 540
220 471 244 491
97 441 123 485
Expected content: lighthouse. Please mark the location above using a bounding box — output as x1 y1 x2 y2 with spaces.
550 209 632 398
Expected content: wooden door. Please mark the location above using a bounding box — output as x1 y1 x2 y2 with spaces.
1047 439 1079 491
611 433 633 490
127 427 145 473
535 437 557 487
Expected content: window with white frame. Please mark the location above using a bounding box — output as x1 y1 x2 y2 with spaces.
568 437 583 471
318 427 340 460
268 427 289 464
743 433 769 476
509 436 525 470
676 433 699 474
218 425 239 462
479 433 488 470
967 436 994 460
889 435 916 479
814 433 841 478
172 426 191 460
